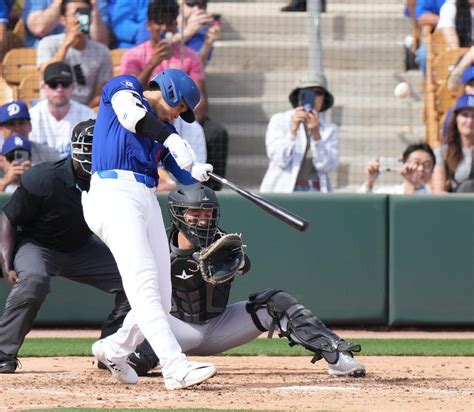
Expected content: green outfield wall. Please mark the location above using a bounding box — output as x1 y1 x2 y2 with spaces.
0 193 472 326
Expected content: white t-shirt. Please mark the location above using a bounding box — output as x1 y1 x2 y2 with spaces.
172 118 207 164
357 183 431 194
29 99 97 159
438 0 474 40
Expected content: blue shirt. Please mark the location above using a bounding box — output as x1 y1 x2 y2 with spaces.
0 0 13 23
23 0 110 47
92 75 164 179
109 0 149 48
415 0 446 19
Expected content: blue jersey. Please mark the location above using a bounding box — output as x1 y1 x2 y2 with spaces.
92 75 167 180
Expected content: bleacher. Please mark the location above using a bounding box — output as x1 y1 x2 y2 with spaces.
0 0 471 191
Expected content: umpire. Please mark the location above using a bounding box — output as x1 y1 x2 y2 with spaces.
0 119 129 373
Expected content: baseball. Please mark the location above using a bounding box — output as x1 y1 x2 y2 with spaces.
394 82 411 99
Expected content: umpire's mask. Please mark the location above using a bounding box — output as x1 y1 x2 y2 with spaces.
71 118 95 175
168 183 220 248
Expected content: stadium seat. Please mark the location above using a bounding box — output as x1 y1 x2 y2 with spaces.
431 48 469 86
2 48 38 85
18 71 41 107
110 48 127 77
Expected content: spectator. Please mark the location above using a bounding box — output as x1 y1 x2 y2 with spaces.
23 0 110 48
177 0 221 67
447 46 474 91
29 62 97 159
432 94 474 192
415 0 446 74
120 0 228 190
108 0 150 48
36 0 112 106
437 0 473 49
358 143 435 194
176 1 228 190
0 136 32 193
260 73 339 193
0 0 13 60
0 101 61 164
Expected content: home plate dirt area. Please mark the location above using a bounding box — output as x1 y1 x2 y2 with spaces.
0 355 472 410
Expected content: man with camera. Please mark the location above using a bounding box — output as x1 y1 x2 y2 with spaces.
0 136 32 194
36 0 112 107
260 73 339 193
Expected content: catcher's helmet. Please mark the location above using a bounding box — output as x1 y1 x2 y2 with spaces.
71 119 94 175
168 183 220 248
148 69 200 123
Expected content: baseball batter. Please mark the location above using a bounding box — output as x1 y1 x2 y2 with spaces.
128 184 366 378
82 69 216 390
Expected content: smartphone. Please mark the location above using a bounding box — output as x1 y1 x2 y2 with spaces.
76 8 90 34
11 150 30 165
211 13 222 26
299 89 316 112
378 157 402 172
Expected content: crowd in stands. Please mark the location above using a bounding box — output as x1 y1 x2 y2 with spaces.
0 0 472 194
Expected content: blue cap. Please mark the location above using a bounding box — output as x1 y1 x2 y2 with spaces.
149 69 200 123
461 67 474 85
1 135 32 155
453 94 474 113
0 101 31 124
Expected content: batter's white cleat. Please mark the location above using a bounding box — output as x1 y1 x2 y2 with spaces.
164 361 217 390
328 352 366 377
92 340 139 384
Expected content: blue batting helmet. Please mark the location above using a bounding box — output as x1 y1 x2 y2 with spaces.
149 69 200 123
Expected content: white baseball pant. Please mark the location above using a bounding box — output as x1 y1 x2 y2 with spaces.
82 171 188 379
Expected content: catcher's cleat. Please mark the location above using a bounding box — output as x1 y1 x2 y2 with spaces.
0 351 19 373
164 361 217 390
92 340 138 384
328 352 366 377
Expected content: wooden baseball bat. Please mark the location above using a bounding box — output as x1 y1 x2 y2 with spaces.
209 172 310 232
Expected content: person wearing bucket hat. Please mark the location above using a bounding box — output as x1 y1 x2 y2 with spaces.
260 72 339 193
81 69 217 389
432 94 474 193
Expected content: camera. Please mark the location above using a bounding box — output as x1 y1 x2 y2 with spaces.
211 13 222 22
7 150 30 165
76 8 91 34
299 89 316 112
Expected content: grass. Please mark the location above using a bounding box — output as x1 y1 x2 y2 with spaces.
18 337 474 357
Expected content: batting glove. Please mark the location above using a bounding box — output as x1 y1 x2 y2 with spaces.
191 163 213 182
164 133 196 170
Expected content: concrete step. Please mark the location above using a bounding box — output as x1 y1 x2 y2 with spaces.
224 122 425 158
206 70 424 99
209 96 423 126
217 13 410 40
211 39 405 71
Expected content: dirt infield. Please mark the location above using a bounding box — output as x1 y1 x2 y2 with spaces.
1 355 472 411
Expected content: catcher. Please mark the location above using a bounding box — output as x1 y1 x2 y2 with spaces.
126 183 366 377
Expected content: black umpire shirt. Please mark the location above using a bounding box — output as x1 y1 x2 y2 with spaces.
3 158 92 252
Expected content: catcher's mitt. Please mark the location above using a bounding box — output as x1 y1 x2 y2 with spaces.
197 233 245 285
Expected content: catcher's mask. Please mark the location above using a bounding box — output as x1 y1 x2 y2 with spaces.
71 118 95 175
168 183 220 248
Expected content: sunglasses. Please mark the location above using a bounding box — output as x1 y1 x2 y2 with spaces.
47 80 73 89
5 149 31 164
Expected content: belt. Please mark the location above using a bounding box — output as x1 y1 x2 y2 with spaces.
96 170 157 188
295 179 320 190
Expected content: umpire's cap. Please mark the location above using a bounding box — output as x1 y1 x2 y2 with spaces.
289 72 334 112
149 69 200 123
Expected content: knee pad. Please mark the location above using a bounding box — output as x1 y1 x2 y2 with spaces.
246 289 361 364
